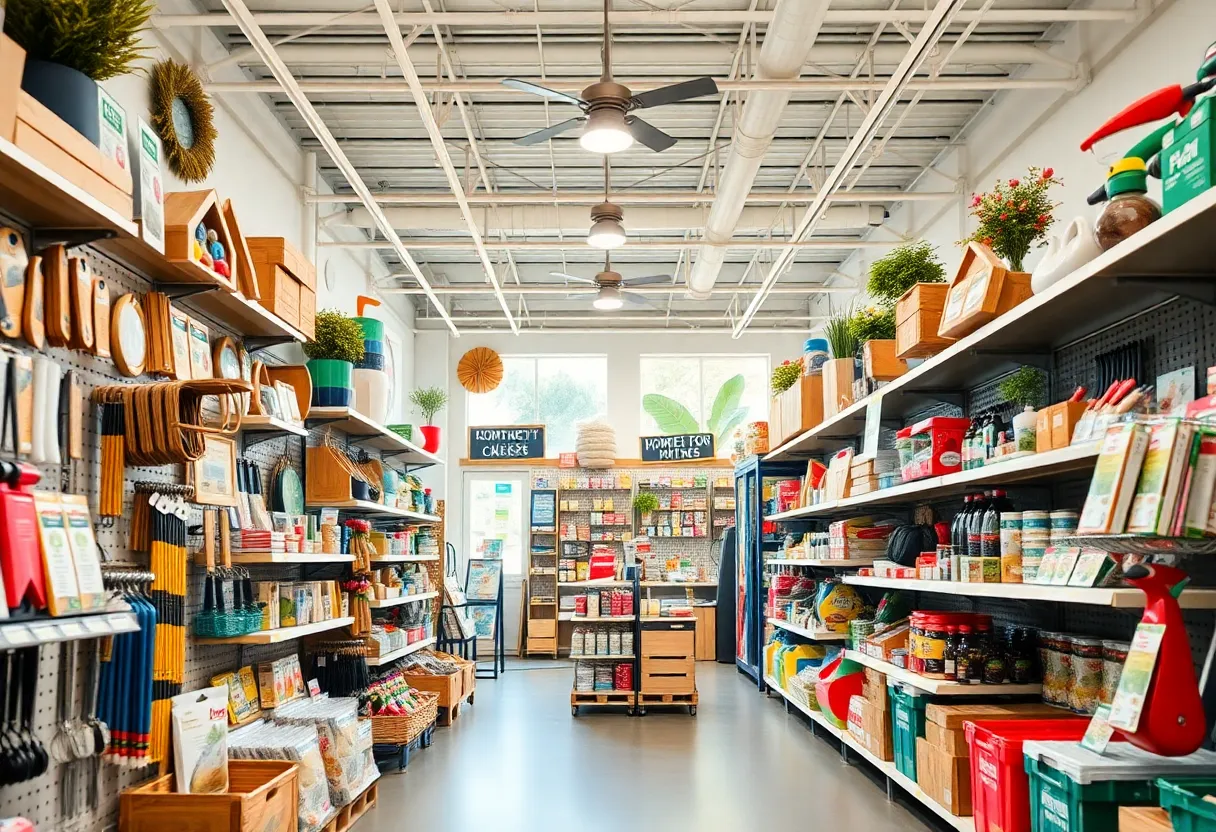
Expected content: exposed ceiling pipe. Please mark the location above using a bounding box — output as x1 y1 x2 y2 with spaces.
372 0 517 334
214 0 459 336
335 204 886 235
320 238 900 251
685 0 830 300
383 284 853 295
412 326 810 335
216 42 1074 70
431 314 825 323
734 0 968 336
205 75 1078 95
305 189 957 206
154 8 1137 28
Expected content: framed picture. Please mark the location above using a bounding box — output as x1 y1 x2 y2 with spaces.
278 381 302 421
190 435 238 507
470 605 498 638
258 385 282 419
465 558 503 601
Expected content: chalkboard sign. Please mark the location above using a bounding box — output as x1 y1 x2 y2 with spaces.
639 433 715 462
468 425 546 460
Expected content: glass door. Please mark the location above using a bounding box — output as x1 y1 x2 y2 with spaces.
462 471 528 657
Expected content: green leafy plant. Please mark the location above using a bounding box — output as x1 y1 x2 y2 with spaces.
642 373 747 446
962 166 1062 271
997 366 1047 408
4 0 154 81
410 387 448 424
867 241 946 307
771 360 802 396
823 312 860 359
848 305 896 344
303 310 365 364
632 492 659 514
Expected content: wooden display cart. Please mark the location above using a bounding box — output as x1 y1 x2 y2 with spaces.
638 618 697 715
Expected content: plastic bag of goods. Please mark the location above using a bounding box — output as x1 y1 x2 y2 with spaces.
275 698 378 806
229 721 336 832
813 579 866 633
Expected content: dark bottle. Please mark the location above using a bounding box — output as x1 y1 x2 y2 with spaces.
970 620 991 682
983 631 1008 685
989 489 1012 512
1012 627 1036 684
954 624 974 683
952 495 972 558
943 625 958 679
967 492 989 559
980 498 1001 559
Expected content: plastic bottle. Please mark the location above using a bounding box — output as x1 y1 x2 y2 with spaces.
962 421 977 470
967 493 989 559
951 495 971 578
980 499 1001 559
944 625 959 678
1094 158 1162 251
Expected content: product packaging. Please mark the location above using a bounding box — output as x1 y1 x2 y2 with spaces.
1126 419 1193 535
228 721 335 832
1077 422 1151 535
170 685 230 794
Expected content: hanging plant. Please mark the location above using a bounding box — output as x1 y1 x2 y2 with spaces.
771 360 802 395
150 59 217 184
997 366 1047 408
632 492 659 514
961 166 1062 271
848 305 896 344
866 241 946 307
304 310 365 364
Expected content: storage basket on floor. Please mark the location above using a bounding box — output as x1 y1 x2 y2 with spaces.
890 684 927 781
118 759 299 832
1023 741 1216 832
370 691 439 745
1157 778 1216 832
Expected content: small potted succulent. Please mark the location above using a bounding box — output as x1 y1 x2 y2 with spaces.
304 309 365 407
410 386 448 453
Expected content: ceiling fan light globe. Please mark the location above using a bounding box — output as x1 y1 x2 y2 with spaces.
593 286 624 311
579 110 634 154
587 218 626 249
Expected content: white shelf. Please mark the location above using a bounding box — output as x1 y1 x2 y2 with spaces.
767 558 875 568
366 637 437 667
305 500 441 523
372 554 440 564
764 676 974 832
195 616 354 644
368 590 439 609
570 654 635 660
195 551 355 566
0 609 140 648
767 444 1099 521
845 650 1041 696
767 617 849 641
240 415 309 437
765 184 1216 462
306 406 443 466
843 575 1216 609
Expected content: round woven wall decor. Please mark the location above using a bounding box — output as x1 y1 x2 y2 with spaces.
457 347 504 393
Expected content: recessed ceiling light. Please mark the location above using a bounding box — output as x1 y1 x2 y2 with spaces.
580 109 634 154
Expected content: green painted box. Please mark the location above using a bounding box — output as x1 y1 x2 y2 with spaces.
1162 96 1216 214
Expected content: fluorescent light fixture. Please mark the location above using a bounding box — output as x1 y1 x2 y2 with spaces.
593 286 624 310
580 109 634 154
587 217 626 249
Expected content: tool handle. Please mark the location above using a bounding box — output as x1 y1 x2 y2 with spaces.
203 509 216 569
219 510 231 569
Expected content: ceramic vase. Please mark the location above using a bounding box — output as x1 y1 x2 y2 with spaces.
307 359 353 407
21 60 100 145
419 424 441 453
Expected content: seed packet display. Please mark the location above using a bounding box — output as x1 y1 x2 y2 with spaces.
228 722 334 832
169 307 192 380
170 685 229 794
211 666 262 726
187 317 212 379
275 697 378 806
33 491 80 615
61 494 105 611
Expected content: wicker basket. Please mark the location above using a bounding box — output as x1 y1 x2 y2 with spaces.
370 691 439 745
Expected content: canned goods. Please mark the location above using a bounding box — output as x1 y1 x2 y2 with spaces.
1022 510 1050 531
1070 636 1104 714
1101 640 1130 705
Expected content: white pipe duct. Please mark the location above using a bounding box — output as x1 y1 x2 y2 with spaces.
383 285 853 296
337 204 886 236
306 190 955 206
685 0 829 300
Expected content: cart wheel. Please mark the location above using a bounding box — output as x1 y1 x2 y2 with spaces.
468 693 475 705
638 706 647 716
689 706 697 716
572 706 579 716
628 707 636 716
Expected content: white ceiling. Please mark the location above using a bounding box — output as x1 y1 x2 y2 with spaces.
175 0 1114 333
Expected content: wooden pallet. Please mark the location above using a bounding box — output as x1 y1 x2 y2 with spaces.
373 720 436 772
322 780 378 832
637 691 698 715
570 690 635 714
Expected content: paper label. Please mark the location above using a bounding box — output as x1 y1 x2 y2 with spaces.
862 395 883 458
136 120 165 253
942 281 967 324
962 268 992 314
1108 622 1166 731
3 625 32 646
96 87 128 176
1081 704 1116 754
83 617 111 635
307 679 322 698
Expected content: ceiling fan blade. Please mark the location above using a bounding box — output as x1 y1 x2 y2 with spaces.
630 77 719 109
625 116 677 152
620 274 674 286
514 117 586 146
549 271 598 284
501 78 586 108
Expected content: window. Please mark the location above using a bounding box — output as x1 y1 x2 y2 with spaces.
467 355 608 454
639 355 770 456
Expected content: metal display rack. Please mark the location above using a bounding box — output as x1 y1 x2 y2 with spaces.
570 568 641 715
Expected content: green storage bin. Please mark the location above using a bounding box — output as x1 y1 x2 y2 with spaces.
890 684 926 781
1158 778 1216 832
1023 741 1216 832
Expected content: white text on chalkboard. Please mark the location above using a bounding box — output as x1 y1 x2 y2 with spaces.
640 433 715 461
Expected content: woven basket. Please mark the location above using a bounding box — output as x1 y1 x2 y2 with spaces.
370 691 439 745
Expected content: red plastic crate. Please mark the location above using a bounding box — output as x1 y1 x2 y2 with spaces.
964 718 1094 832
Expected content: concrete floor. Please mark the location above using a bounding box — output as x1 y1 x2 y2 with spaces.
363 661 936 831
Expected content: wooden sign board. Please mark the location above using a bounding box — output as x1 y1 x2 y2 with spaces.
639 433 715 462
468 425 546 461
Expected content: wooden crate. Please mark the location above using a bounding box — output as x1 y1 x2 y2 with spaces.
821 358 854 419
862 339 907 381
693 606 716 661
637 691 698 715
896 282 954 358
298 285 316 340
119 760 298 832
255 264 301 328
320 781 378 832
306 445 359 504
246 236 316 289
403 666 471 726
0 36 25 142
937 242 1033 339
771 373 824 446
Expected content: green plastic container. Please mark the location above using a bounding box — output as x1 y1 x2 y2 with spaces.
1023 741 1216 832
353 316 385 341
890 684 927 782
1158 778 1216 832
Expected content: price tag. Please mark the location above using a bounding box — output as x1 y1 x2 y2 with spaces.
59 622 85 639
307 679 322 698
1080 704 1116 755
1109 622 1166 732
83 617 112 635
28 623 57 643
862 394 884 458
5 625 34 646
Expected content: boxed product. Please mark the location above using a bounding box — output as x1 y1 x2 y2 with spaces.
1077 422 1150 535
211 666 261 727
916 736 971 816
862 668 889 711
1126 419 1193 535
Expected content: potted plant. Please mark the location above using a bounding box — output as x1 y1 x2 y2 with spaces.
771 360 802 397
632 491 659 525
962 166 1062 272
998 366 1047 453
867 240 947 307
868 242 952 360
821 312 859 419
850 305 906 382
410 386 448 453
304 310 365 407
4 0 153 144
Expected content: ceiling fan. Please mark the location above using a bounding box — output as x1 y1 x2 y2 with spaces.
552 254 674 311
504 0 718 153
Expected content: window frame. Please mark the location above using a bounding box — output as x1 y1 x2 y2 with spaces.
638 353 771 451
